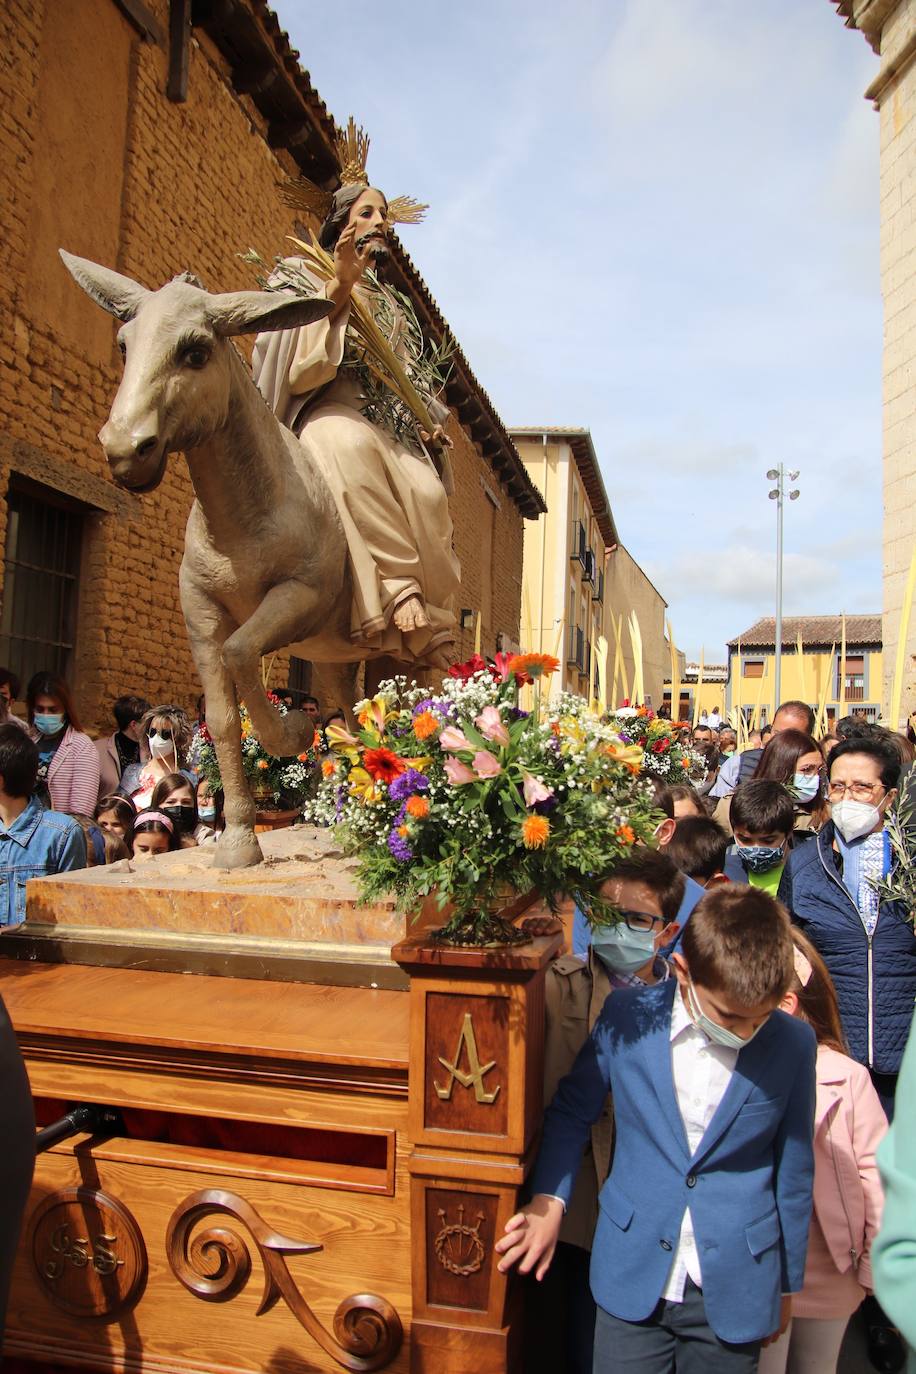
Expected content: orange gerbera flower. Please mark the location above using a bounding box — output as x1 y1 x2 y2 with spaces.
256 759 269 770
413 710 438 741
521 815 550 849
321 758 336 778
507 652 561 680
616 824 636 845
406 795 430 818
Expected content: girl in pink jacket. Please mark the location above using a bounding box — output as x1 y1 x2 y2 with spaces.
759 929 888 1374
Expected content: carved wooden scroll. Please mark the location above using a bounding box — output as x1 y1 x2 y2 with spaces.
166 1189 402 1372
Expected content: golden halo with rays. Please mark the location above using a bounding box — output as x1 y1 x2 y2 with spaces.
278 115 428 229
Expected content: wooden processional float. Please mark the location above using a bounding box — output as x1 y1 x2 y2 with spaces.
0 827 560 1374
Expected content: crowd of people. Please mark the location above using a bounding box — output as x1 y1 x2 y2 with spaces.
500 698 916 1374
0 668 337 923
1 667 916 1373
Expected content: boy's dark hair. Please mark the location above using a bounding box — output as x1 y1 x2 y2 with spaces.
654 782 706 817
113 694 150 731
827 736 900 791
730 780 795 837
602 846 686 925
0 723 39 798
665 817 729 882
0 667 21 699
681 885 795 1005
650 780 675 819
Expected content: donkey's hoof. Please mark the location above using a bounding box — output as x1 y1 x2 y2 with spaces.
211 830 264 870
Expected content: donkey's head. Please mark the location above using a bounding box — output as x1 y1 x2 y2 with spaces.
60 250 332 493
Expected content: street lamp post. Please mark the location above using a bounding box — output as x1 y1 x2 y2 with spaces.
767 466 800 712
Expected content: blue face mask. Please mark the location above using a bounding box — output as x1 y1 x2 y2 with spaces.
735 842 786 874
198 805 217 824
685 974 767 1050
33 713 65 736
592 922 657 977
788 772 820 803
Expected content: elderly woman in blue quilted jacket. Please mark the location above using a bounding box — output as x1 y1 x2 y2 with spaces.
779 734 914 1374
778 736 915 1115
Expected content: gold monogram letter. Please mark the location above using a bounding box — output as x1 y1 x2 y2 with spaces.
434 1013 500 1104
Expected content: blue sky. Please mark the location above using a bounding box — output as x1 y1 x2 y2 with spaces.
271 0 882 662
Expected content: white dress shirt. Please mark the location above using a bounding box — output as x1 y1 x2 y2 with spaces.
661 984 738 1302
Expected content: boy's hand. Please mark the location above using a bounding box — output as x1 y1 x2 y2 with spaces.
762 1295 792 1346
494 1194 564 1281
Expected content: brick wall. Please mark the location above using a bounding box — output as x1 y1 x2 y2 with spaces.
0 0 524 732
877 0 916 723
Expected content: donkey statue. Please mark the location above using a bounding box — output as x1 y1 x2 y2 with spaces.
62 249 378 869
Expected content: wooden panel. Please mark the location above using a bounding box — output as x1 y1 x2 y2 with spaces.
0 963 409 1074
9 1153 411 1374
423 993 509 1137
424 1187 498 1313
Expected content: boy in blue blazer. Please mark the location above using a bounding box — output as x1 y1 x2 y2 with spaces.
497 886 816 1372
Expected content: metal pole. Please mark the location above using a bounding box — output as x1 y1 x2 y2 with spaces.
775 463 783 712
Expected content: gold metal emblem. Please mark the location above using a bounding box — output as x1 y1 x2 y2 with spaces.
434 1013 500 1103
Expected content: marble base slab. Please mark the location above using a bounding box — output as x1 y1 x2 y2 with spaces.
1 826 430 989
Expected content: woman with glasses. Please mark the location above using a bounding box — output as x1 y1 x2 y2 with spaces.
118 705 194 811
779 736 914 1374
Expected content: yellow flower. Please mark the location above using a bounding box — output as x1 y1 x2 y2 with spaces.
348 767 382 803
325 721 360 764
356 695 388 737
521 815 550 849
604 738 644 773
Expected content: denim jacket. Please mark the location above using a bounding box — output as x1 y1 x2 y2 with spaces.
0 796 86 928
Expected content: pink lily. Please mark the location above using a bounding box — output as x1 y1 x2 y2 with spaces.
475 705 510 747
522 771 555 807
472 750 502 779
439 725 475 753
444 757 477 785
492 651 514 683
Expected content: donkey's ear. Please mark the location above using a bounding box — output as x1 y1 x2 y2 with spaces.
59 249 150 322
208 290 333 337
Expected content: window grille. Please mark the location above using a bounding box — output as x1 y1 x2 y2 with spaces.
0 481 83 687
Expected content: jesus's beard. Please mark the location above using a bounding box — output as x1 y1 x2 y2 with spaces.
357 233 390 266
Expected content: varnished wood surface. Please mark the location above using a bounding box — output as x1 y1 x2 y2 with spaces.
0 963 409 1071
392 929 561 973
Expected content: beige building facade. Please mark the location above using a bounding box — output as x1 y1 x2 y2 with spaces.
511 427 668 706
835 1 916 724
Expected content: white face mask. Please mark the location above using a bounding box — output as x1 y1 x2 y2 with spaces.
148 732 175 760
831 798 882 843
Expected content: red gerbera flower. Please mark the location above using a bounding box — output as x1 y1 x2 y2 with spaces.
362 747 407 783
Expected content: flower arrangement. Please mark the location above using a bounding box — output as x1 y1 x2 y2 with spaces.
603 704 706 784
189 694 319 810
305 653 662 944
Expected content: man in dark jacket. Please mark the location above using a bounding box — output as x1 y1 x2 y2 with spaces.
779 735 912 1374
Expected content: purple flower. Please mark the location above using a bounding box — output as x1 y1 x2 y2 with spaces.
508 707 529 722
389 769 429 801
387 830 413 862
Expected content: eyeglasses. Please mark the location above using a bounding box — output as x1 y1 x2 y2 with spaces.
620 909 664 932
826 780 885 802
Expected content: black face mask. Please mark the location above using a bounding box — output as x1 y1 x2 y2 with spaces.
161 804 196 834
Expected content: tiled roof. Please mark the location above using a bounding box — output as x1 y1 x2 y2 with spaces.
727 615 882 649
196 0 545 518
509 427 617 546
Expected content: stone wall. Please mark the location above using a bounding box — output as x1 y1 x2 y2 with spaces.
876 1 916 723
0 0 525 732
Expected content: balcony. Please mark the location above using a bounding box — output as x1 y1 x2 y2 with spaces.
566 624 585 672
582 548 596 585
592 568 605 603
570 520 587 567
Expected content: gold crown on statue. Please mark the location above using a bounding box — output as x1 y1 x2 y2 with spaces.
279 115 428 227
